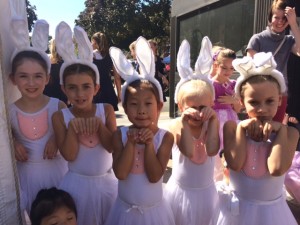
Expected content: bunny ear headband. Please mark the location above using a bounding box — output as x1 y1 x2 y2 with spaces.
10 17 51 74
109 36 163 103
55 21 99 85
233 52 286 98
174 36 215 104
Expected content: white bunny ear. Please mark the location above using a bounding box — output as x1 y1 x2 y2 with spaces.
195 36 213 76
234 52 286 97
74 26 93 62
55 21 76 61
177 39 193 79
11 17 30 50
109 46 139 81
31 20 49 52
135 36 155 78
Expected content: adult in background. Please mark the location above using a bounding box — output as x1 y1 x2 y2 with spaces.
91 32 121 111
246 0 300 123
44 39 68 104
148 39 168 102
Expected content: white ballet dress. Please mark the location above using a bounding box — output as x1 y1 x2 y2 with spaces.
9 97 68 213
105 127 175 225
164 122 220 225
217 136 298 225
59 104 117 225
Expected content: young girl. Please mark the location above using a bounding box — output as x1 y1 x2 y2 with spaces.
30 187 77 225
211 48 242 181
217 52 299 225
165 37 220 225
105 36 175 225
9 19 67 215
52 22 117 225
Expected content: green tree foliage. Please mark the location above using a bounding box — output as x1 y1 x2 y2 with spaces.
76 0 171 53
26 0 37 32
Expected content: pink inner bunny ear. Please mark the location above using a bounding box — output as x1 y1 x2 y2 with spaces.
74 26 93 62
177 39 193 79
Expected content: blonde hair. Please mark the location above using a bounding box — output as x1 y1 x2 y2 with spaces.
129 41 136 51
177 80 213 106
49 39 62 64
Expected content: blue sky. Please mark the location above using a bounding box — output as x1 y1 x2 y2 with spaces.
29 0 85 37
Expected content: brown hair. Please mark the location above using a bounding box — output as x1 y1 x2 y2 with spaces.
268 0 289 23
239 75 281 99
214 48 236 64
91 32 109 56
62 63 97 86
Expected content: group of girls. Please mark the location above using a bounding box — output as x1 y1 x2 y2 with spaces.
9 7 300 225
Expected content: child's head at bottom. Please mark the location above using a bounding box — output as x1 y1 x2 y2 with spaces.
30 187 77 225
122 79 163 128
177 79 214 112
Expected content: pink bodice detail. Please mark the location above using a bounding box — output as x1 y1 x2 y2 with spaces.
190 138 207 164
17 110 48 140
130 144 145 174
242 140 272 178
78 133 100 148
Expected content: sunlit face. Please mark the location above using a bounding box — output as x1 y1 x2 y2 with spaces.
216 58 234 80
124 86 162 129
241 81 281 121
62 73 99 110
270 9 288 33
40 206 77 225
179 91 213 127
11 59 49 100
149 42 157 55
130 48 136 59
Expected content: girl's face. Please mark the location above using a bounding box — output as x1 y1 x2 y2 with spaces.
40 206 77 225
124 86 162 129
62 73 99 110
179 91 213 127
241 81 281 121
91 39 98 50
215 58 234 81
270 9 288 33
11 59 49 99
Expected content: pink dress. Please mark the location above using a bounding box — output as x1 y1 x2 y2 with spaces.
105 127 175 225
9 98 68 213
59 104 117 225
165 122 220 225
213 80 239 181
217 136 297 225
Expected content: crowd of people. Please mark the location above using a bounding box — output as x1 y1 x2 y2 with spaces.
6 0 300 224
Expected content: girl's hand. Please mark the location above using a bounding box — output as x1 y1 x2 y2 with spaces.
240 118 264 142
261 120 284 142
43 136 58 159
199 106 217 122
181 107 202 121
13 140 28 162
127 128 139 144
137 128 154 145
217 95 238 105
69 117 100 135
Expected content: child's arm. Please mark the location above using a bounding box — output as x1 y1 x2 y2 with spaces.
224 120 247 171
52 111 79 161
264 121 299 176
204 108 220 156
13 139 28 162
112 129 137 180
143 129 174 183
97 104 117 152
217 95 243 113
44 100 67 159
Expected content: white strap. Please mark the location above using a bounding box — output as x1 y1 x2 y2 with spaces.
273 36 286 57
